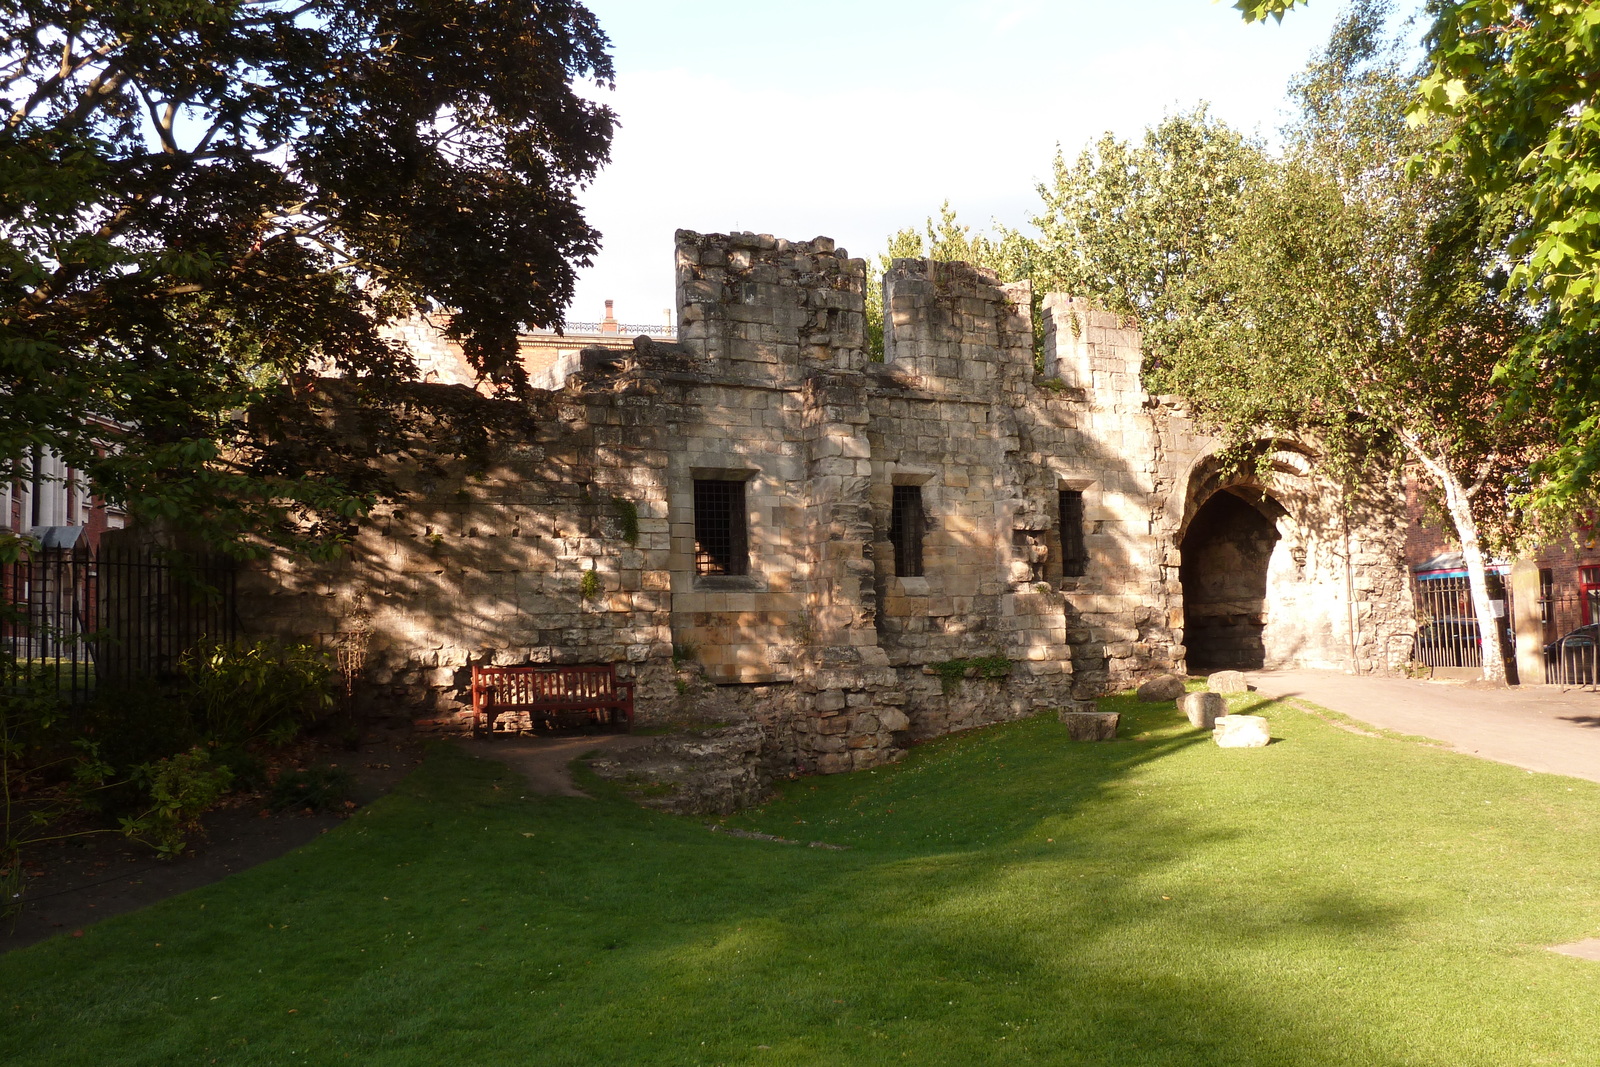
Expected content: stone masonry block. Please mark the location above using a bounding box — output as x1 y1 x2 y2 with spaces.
1059 710 1119 741
1213 715 1271 748
1179 691 1225 730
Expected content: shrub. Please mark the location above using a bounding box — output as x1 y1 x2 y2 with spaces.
212 745 270 792
2 651 122 914
123 748 234 858
269 765 354 813
180 639 336 746
79 683 199 775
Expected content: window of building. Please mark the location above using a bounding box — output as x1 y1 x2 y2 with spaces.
1540 567 1554 624
890 485 925 577
1583 566 1600 626
1059 489 1088 578
693 479 748 576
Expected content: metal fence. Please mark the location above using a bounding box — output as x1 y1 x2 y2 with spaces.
2 542 238 703
1411 574 1514 671
1540 589 1599 685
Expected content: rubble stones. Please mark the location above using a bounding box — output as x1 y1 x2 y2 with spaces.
1207 670 1248 694
586 722 767 814
1136 674 1187 702
1059 709 1120 741
1179 691 1226 729
1213 714 1272 748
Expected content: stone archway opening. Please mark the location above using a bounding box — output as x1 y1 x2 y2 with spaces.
1180 488 1284 672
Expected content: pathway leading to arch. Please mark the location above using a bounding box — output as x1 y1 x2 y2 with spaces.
1246 668 1600 785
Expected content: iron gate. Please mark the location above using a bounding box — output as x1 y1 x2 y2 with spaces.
2 542 238 702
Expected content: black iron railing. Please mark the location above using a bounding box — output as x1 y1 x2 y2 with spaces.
2 542 238 703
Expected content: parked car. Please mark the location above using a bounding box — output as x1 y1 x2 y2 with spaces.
1545 623 1600 684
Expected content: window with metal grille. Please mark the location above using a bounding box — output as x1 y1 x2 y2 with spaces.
1059 489 1088 578
693 479 748 576
890 485 924 577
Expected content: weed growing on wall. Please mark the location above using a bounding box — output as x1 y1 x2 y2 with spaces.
928 654 1014 694
611 497 640 544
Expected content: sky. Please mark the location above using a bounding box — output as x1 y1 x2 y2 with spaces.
567 1 1414 330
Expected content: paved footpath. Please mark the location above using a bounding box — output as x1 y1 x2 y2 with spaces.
1245 668 1600 785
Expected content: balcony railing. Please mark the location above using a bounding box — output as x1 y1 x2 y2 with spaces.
533 321 675 338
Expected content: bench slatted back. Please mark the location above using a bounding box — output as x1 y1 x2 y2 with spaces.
478 664 621 707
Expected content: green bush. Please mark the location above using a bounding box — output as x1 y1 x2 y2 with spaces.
611 497 640 544
180 639 335 746
268 764 354 813
122 748 234 858
2 652 112 914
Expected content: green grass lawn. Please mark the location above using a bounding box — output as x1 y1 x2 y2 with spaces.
4 692 1599 1066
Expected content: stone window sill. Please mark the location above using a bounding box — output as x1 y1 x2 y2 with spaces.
693 574 765 592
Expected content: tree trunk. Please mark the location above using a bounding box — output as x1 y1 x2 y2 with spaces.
1400 436 1508 684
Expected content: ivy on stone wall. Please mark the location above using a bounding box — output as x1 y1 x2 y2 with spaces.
928 654 1014 695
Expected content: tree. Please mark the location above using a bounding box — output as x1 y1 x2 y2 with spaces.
1238 2 1600 525
865 202 1036 361
1 0 616 558
1029 107 1266 343
867 114 1261 372
1412 1 1600 524
1166 1 1531 682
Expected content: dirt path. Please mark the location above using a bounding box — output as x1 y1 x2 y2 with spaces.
1247 668 1600 784
453 732 652 796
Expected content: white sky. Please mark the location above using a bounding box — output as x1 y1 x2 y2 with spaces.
568 1 1411 329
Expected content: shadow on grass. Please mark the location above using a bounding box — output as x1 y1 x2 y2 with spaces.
0 696 1534 1067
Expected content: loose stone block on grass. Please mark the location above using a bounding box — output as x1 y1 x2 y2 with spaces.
1179 691 1225 730
1207 670 1248 694
1136 674 1186 702
1059 709 1120 741
1213 714 1271 748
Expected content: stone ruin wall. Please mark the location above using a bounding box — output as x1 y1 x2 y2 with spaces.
236 228 1417 777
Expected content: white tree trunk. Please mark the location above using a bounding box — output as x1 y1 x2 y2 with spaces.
1399 434 1507 684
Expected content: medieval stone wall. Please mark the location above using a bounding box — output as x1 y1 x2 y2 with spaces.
236 228 1417 776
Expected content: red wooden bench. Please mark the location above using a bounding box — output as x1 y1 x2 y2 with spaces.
471 663 635 736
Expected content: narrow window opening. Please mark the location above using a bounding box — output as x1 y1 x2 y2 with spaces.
1059 489 1088 578
890 485 925 577
693 479 748 576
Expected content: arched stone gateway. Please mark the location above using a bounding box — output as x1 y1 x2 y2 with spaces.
1180 488 1283 670
1169 444 1414 674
